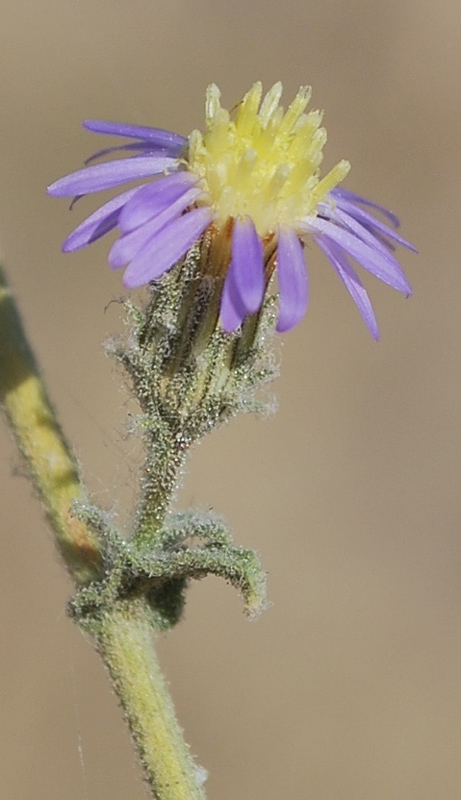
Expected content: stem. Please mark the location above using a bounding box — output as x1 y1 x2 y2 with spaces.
133 431 188 548
0 267 205 800
92 598 205 800
0 267 101 584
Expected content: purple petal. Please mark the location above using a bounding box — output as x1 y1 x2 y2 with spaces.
109 185 204 268
231 216 265 314
47 156 179 197
122 207 213 287
330 188 400 228
330 197 417 252
83 119 186 154
366 230 397 253
329 207 413 262
308 217 412 294
63 187 140 252
118 171 199 233
317 237 379 340
85 141 172 166
276 226 309 332
220 262 248 332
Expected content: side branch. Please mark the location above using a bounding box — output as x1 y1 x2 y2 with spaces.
0 267 102 583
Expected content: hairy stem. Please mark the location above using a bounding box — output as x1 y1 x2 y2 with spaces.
90 598 205 800
133 430 188 548
0 266 205 800
0 267 101 583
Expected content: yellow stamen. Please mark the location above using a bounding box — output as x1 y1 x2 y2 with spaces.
188 82 350 237
235 82 263 136
258 81 283 126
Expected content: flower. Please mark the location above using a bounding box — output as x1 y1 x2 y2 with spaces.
48 82 415 339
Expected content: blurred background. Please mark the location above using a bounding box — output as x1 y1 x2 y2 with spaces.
1 1 460 798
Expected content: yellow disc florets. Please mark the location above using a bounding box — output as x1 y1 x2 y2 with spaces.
188 81 350 238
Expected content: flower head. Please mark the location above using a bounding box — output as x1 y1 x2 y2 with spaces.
48 82 415 339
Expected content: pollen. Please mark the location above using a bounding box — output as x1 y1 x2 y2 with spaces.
188 82 350 236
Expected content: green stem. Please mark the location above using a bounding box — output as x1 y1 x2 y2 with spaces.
133 431 188 548
0 266 204 800
92 598 205 800
0 267 101 584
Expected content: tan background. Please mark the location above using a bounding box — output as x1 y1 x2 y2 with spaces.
1 1 460 798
